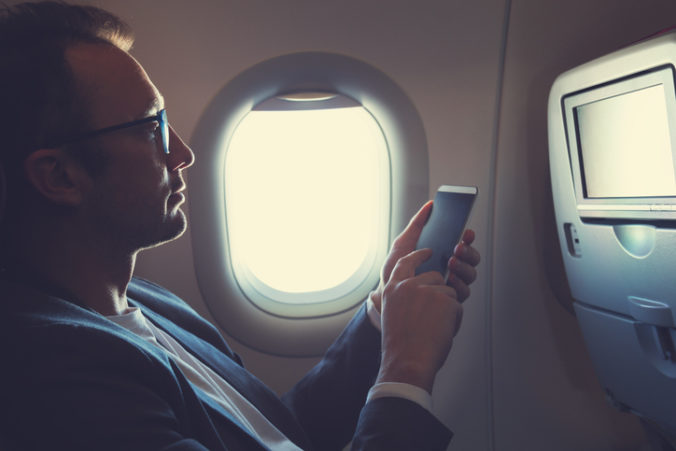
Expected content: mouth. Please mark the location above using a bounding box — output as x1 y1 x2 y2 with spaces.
168 176 187 207
168 191 185 205
171 179 186 192
168 181 186 206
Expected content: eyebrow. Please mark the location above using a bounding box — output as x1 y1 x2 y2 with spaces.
141 95 166 118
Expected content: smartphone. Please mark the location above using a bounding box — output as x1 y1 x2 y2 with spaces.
415 185 478 276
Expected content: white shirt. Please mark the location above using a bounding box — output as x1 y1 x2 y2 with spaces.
107 307 302 450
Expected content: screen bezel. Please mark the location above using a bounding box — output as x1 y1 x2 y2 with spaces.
562 64 676 220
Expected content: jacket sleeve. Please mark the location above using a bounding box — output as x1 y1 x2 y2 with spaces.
352 397 453 450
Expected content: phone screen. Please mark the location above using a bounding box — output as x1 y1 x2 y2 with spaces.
415 185 477 276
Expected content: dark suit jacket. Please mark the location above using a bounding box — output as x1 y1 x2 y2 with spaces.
0 277 452 450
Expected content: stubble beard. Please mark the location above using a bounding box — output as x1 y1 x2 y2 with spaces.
138 207 189 251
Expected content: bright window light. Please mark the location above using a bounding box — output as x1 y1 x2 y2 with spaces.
225 97 389 304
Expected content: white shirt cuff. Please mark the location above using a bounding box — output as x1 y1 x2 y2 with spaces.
366 382 433 413
365 296 382 332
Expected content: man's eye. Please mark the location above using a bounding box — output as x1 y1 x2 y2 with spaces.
149 123 161 140
137 122 159 140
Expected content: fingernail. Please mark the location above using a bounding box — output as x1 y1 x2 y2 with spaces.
449 256 457 269
454 243 464 256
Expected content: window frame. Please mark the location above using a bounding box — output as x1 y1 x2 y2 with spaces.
189 52 428 356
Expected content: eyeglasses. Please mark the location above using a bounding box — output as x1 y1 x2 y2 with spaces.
57 109 170 154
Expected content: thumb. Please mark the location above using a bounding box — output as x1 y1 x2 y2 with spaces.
392 200 433 253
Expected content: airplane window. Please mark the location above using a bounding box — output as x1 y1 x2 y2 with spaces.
225 94 389 307
189 52 427 355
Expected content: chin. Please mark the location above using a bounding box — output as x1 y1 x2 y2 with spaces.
163 210 189 241
140 210 188 250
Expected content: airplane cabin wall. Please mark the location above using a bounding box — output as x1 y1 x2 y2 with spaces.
10 0 676 449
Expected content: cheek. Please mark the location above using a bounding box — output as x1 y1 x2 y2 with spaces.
112 139 170 185
127 157 169 191
99 170 166 215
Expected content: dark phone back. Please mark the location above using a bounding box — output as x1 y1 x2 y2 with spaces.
415 186 477 276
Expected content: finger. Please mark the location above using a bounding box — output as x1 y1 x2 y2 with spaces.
381 201 435 286
460 229 476 246
447 257 477 285
453 241 481 267
447 274 471 302
390 248 433 282
391 200 433 252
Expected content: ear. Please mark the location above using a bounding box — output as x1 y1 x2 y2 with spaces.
23 149 89 206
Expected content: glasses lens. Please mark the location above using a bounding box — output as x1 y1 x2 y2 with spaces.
159 109 169 154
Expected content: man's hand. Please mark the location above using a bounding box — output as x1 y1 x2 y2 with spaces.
377 248 462 392
369 201 480 312
371 200 481 393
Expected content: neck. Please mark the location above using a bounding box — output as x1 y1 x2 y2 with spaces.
8 220 137 316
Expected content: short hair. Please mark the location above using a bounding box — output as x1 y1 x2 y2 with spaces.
0 1 134 221
0 1 134 159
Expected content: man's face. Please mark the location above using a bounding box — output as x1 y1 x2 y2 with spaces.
65 43 195 252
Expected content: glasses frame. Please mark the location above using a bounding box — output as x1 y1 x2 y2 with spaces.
57 109 169 154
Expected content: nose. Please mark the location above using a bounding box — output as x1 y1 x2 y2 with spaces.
166 126 195 171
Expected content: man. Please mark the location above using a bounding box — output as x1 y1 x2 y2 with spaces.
0 2 480 450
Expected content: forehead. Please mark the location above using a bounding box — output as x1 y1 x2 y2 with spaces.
65 43 164 125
